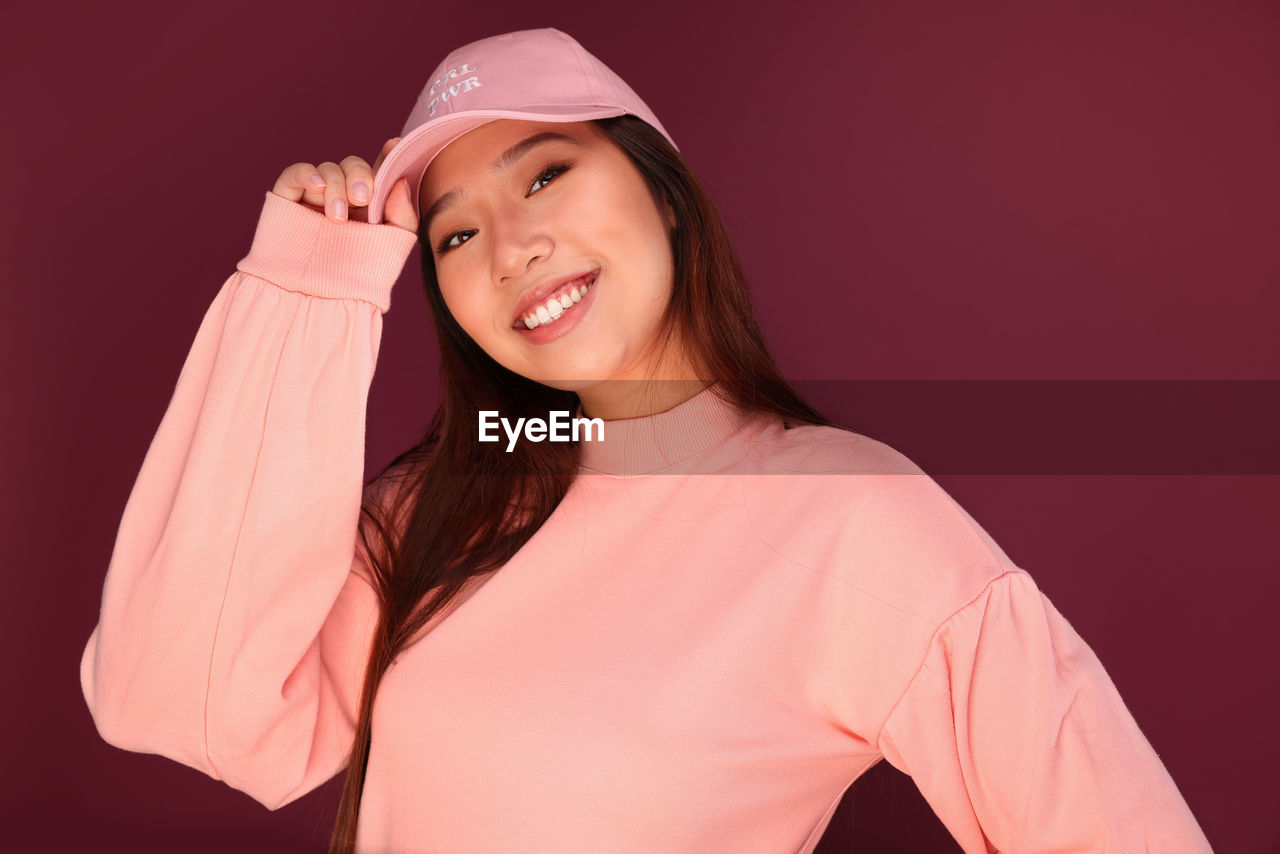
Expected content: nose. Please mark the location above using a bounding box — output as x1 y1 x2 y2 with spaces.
491 202 554 285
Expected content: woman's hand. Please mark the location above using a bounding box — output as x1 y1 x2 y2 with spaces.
271 137 418 234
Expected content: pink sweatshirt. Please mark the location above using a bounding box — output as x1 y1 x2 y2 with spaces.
80 190 1213 853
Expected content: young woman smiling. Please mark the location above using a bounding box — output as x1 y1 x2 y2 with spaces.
79 27 1212 854
421 118 704 418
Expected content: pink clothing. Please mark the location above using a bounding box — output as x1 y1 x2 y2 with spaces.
80 191 1213 853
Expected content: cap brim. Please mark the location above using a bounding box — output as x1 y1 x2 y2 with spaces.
367 105 629 227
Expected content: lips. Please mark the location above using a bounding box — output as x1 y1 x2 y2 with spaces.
510 270 599 329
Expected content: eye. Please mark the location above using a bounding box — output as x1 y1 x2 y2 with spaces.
529 162 571 195
434 162 573 257
435 229 475 255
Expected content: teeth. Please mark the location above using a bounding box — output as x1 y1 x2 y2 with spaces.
519 276 594 329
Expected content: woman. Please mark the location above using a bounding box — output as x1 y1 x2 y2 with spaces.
80 27 1212 854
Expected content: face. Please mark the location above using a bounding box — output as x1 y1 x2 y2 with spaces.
419 119 686 393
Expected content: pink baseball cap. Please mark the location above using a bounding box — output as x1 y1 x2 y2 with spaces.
367 27 678 226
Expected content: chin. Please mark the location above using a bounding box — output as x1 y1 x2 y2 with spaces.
514 351 629 391
524 373 615 394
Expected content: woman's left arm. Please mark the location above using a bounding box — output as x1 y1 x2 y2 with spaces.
876 568 1213 853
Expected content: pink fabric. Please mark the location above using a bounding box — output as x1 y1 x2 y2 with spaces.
80 191 1213 852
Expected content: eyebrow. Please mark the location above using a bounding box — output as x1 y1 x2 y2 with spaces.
422 131 583 236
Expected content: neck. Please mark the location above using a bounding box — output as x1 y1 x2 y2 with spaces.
575 381 766 476
578 378 714 422
576 331 712 421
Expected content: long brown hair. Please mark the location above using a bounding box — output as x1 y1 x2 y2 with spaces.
328 114 832 852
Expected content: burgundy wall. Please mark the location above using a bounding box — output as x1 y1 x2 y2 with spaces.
6 0 1275 850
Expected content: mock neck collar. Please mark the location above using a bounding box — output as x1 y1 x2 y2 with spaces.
576 384 760 475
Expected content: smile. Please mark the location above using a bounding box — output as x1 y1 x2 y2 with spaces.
515 272 597 330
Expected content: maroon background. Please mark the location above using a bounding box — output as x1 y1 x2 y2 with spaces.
4 0 1276 850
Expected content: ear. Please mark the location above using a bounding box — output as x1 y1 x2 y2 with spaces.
664 199 678 231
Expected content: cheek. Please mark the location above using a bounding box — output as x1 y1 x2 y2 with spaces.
573 183 673 284
438 273 492 338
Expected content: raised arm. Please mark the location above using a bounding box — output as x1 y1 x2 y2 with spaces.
79 151 420 808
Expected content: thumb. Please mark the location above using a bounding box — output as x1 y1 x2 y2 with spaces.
382 177 419 235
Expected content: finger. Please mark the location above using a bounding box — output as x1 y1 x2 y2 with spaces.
315 161 349 221
372 137 400 176
382 176 419 235
297 165 331 213
271 162 327 204
340 154 375 209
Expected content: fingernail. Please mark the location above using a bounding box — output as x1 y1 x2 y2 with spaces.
331 198 347 220
351 181 369 203
309 172 325 187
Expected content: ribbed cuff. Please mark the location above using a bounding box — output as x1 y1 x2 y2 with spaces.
235 191 420 314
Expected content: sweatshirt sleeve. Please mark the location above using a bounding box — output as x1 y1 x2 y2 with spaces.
79 191 419 810
876 568 1213 853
